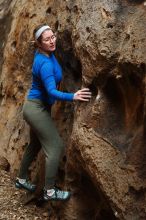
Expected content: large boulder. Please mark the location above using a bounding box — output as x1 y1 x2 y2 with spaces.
0 0 146 219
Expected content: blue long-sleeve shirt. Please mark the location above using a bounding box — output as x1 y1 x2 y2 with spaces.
27 51 74 105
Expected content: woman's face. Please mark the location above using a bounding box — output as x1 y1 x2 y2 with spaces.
39 29 56 53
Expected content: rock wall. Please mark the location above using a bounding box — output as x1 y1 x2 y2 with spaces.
0 0 146 219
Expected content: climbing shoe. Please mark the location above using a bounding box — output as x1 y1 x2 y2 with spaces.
43 187 71 201
15 178 36 192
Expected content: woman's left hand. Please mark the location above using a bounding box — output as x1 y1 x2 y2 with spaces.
73 88 92 102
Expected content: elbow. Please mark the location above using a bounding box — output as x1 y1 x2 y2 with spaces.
47 89 63 100
48 89 56 97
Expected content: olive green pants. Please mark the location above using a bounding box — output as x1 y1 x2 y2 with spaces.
19 99 64 189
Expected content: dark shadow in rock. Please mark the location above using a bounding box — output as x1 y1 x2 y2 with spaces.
127 0 145 4
56 29 82 90
66 157 117 220
88 62 145 154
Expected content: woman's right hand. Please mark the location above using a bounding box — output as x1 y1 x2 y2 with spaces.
73 88 92 102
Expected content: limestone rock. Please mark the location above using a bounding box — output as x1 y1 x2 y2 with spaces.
0 0 146 219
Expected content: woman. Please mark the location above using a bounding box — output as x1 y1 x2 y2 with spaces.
15 24 91 201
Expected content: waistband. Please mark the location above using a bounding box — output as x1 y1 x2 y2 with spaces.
27 98 52 108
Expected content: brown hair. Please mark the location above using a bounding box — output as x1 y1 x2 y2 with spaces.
33 24 51 43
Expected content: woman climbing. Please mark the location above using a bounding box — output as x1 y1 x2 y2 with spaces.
15 24 92 201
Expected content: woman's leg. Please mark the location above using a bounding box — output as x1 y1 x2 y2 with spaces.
19 129 41 179
23 100 64 189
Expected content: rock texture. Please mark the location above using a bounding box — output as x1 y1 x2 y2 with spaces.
0 0 146 219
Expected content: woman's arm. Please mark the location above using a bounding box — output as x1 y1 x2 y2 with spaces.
40 63 74 101
40 63 91 102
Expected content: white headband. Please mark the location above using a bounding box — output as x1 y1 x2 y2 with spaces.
35 25 51 40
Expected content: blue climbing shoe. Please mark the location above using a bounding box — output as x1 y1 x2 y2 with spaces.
15 178 36 192
43 187 71 201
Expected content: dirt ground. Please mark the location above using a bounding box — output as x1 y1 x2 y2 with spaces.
0 170 49 220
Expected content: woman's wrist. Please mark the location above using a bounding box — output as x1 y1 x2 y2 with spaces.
73 93 77 100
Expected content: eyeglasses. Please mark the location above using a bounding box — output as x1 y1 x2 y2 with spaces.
42 34 57 43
